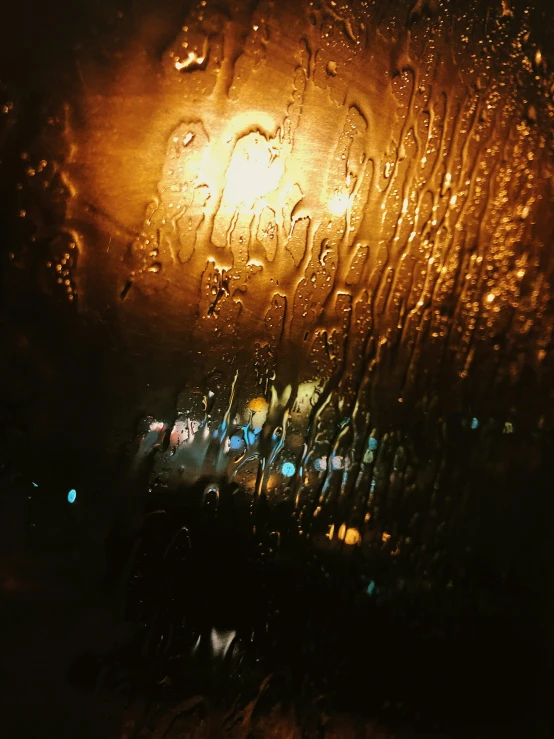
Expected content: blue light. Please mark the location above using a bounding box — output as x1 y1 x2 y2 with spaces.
314 457 327 472
281 462 296 477
229 434 244 450
331 455 344 470
32 482 38 487
369 437 378 451
366 580 376 596
67 489 77 504
471 417 479 430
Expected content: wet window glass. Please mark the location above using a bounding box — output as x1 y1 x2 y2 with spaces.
1 1 552 737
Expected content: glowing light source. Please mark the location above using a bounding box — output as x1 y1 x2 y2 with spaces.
331 455 344 470
471 417 479 430
338 524 361 545
248 396 269 413
314 457 327 472
328 191 350 217
174 52 206 70
210 627 236 659
67 489 77 504
170 420 189 446
229 434 245 451
223 132 284 206
281 461 296 477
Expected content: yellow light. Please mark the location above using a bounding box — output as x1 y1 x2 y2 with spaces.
248 396 269 430
344 528 361 545
328 191 350 217
174 52 205 71
486 292 495 304
248 396 269 413
337 524 362 545
223 132 284 206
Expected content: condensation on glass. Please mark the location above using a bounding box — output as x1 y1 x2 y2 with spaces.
2 0 554 736
4 0 554 543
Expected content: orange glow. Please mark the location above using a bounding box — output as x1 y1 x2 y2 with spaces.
175 51 205 71
248 396 269 413
338 524 362 545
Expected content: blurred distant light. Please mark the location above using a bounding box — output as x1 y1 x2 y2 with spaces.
210 627 236 659
366 580 376 596
337 524 361 545
248 396 269 413
32 482 38 487
471 417 479 430
314 457 327 472
344 527 361 545
281 461 296 477
170 420 188 446
229 434 245 450
369 437 378 451
363 449 374 464
67 489 77 504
